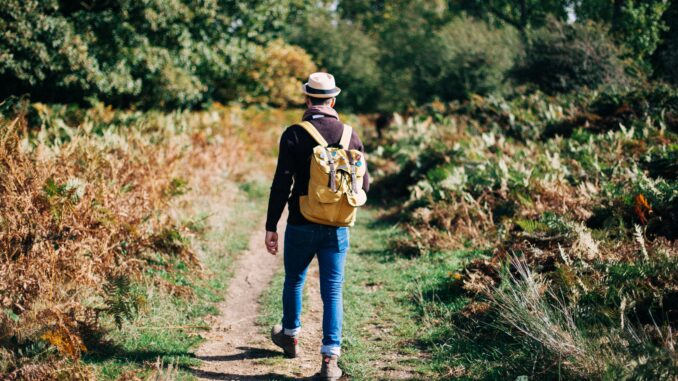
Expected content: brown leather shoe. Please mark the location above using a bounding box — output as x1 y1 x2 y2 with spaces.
319 355 342 380
270 324 298 358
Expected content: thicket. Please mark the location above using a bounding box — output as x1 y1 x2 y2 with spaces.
0 99 285 378
2 1 677 111
516 19 628 93
299 0 676 112
415 16 521 102
369 83 678 379
0 0 312 109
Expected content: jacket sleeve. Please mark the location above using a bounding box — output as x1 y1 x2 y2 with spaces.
351 130 370 192
265 129 295 232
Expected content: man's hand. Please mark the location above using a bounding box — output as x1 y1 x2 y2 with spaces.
265 231 279 255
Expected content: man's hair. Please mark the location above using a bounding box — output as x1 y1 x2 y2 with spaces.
307 96 334 106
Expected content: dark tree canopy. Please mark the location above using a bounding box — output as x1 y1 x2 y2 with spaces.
1 0 675 111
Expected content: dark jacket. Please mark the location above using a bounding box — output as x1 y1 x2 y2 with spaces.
265 106 370 232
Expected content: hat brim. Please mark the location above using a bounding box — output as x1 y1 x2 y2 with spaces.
302 83 341 98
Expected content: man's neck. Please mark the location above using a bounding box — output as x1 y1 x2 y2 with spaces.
303 105 339 121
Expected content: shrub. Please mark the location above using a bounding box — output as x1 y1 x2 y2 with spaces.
516 19 627 93
0 101 280 376
415 16 521 102
289 14 381 112
653 1 678 84
246 40 317 107
0 0 298 109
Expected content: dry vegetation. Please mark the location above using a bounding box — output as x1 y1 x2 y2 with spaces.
0 99 291 379
370 84 678 379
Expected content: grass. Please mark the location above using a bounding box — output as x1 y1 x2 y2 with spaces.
85 179 269 380
258 270 286 332
255 207 491 379
342 209 491 379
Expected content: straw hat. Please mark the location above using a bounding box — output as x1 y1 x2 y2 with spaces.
301 72 341 98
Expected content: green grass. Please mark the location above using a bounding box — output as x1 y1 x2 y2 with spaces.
255 208 489 379
85 180 268 380
341 209 486 379
258 270 285 331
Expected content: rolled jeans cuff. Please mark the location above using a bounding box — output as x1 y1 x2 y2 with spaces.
320 345 341 356
284 327 300 337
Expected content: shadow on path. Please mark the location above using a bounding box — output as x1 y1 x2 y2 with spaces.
192 369 317 381
196 346 279 362
192 346 321 380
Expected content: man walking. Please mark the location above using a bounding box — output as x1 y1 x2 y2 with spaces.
264 72 369 379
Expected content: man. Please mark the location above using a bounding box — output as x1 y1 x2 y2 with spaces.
264 72 370 379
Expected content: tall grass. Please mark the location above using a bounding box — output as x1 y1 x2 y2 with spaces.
491 256 605 377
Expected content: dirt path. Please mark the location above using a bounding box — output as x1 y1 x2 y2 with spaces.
192 214 326 380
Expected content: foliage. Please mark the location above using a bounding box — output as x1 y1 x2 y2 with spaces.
288 11 381 112
0 100 293 377
449 0 569 31
611 0 669 64
516 18 628 93
575 0 670 68
245 39 317 107
414 16 521 102
369 84 678 378
653 0 678 84
103 275 144 330
0 0 303 109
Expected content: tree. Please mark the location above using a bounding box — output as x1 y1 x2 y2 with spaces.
448 0 569 32
652 0 678 83
0 0 301 108
288 10 382 112
573 0 670 69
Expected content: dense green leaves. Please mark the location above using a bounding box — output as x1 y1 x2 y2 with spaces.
289 11 381 112
415 16 521 102
1 0 677 111
516 19 627 93
0 0 298 108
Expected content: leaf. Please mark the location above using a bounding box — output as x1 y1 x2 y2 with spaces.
3 308 20 323
515 219 549 234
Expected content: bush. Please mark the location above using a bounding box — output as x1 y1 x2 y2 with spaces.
415 16 521 102
517 19 627 93
289 14 381 112
245 40 317 107
0 0 300 109
653 1 678 84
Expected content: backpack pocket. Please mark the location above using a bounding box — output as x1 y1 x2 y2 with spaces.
346 189 367 207
315 186 342 204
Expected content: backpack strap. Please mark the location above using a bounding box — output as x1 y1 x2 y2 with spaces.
297 121 328 147
339 124 353 149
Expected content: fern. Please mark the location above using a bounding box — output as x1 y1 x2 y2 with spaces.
633 224 649 260
103 275 143 329
515 219 549 233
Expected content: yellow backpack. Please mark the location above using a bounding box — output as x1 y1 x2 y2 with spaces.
297 121 367 227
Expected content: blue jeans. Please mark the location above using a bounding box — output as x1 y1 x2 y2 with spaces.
282 223 349 356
